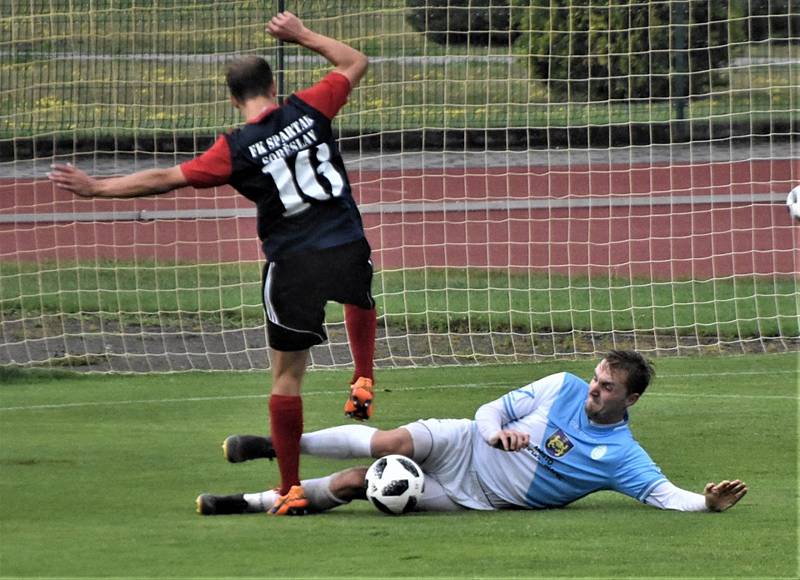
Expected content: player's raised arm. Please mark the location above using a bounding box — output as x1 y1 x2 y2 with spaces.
48 163 188 198
266 11 368 87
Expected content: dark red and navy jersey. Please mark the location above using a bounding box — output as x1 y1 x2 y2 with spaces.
180 72 364 260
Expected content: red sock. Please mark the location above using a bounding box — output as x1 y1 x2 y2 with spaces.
345 304 376 383
269 394 303 495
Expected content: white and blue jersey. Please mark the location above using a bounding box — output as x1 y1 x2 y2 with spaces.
470 372 667 509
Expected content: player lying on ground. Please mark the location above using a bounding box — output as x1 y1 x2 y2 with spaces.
48 12 378 515
197 350 748 515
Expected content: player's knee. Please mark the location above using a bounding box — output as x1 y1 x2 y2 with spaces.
270 349 309 395
370 428 414 458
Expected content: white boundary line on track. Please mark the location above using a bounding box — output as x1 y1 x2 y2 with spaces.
1 192 785 223
2 372 797 412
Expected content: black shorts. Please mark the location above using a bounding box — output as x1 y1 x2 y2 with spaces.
262 238 375 351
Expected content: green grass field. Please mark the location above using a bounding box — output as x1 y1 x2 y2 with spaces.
1 353 797 578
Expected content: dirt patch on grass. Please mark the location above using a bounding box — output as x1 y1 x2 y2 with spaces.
1 315 796 372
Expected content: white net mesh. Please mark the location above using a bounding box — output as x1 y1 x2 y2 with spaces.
1 0 798 371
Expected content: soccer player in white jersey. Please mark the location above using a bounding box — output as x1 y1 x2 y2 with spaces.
197 350 747 515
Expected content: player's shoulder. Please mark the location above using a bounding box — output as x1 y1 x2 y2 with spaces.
559 371 589 395
292 72 351 120
295 71 351 98
521 371 586 400
222 121 251 142
286 93 319 114
561 371 588 386
220 124 257 158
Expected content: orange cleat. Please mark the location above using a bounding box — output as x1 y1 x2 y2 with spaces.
344 377 374 421
268 485 310 516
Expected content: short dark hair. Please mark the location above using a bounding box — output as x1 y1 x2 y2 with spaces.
604 350 655 396
225 55 273 101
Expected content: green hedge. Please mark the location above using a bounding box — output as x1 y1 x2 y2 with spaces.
405 0 799 102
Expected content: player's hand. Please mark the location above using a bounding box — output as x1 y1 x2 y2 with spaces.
48 163 99 197
703 479 748 512
267 11 308 44
489 429 529 452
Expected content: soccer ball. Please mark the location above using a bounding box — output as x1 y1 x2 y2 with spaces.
787 185 800 222
365 454 425 515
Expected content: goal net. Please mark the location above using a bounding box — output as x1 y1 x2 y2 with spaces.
1 0 798 372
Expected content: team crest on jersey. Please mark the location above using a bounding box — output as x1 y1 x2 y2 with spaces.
544 429 574 457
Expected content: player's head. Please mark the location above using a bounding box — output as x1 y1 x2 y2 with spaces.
603 350 655 397
225 55 275 104
585 350 654 424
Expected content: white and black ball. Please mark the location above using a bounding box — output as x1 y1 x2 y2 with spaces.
787 185 800 222
365 454 425 515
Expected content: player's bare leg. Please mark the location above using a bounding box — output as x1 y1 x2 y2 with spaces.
327 467 369 502
369 428 415 458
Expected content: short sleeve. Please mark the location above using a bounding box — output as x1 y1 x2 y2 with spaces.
501 372 567 422
294 71 352 119
180 135 232 188
612 444 668 502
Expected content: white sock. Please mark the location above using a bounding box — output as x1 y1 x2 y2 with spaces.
242 476 348 513
300 425 377 459
243 490 278 513
303 475 350 511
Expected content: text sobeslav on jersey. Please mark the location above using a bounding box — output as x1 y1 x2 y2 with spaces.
248 115 318 164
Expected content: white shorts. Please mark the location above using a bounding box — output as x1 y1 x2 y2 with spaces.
403 418 496 511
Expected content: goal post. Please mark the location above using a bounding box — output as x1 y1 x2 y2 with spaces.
1 0 798 372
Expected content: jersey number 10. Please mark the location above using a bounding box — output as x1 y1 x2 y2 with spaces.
261 143 344 217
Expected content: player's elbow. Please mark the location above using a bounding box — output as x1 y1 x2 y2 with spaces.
159 166 191 192
345 52 368 87
136 166 189 196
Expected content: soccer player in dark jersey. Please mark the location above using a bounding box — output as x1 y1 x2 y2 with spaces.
48 11 377 515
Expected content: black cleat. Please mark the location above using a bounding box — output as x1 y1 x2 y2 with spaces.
196 493 249 515
222 434 275 463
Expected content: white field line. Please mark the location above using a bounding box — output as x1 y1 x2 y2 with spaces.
1 371 797 412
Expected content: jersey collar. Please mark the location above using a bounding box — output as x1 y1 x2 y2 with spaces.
247 104 280 124
582 410 630 434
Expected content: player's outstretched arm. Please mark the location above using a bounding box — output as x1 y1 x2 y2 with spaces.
703 479 748 512
642 479 748 512
48 163 188 198
266 11 368 87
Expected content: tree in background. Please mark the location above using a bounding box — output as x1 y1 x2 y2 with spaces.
732 0 799 43
405 0 520 47
405 0 798 103
517 0 729 103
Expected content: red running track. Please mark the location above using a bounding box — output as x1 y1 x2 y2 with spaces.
2 159 798 279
